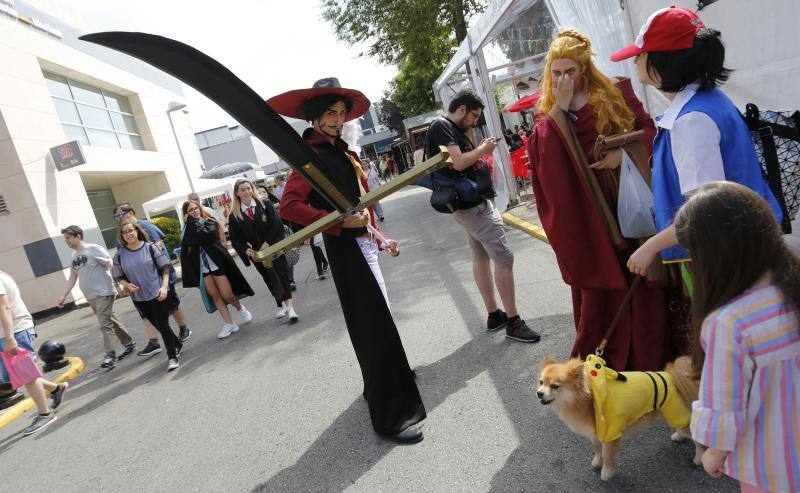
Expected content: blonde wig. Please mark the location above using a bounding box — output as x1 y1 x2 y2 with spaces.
538 29 635 136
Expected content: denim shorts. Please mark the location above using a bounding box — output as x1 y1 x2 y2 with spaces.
0 328 37 383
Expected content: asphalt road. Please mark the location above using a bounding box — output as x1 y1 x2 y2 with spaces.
0 186 736 493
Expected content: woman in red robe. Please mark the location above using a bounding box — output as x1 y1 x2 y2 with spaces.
526 29 687 371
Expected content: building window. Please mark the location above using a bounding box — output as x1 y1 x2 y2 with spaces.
43 72 145 151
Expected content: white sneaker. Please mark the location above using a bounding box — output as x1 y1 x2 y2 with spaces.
231 323 240 333
167 358 180 371
287 307 299 322
238 306 252 323
276 304 289 319
217 324 236 339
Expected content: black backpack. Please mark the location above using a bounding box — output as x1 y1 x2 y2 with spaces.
742 103 800 234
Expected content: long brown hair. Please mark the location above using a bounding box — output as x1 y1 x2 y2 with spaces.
674 181 800 373
117 217 150 247
182 200 212 222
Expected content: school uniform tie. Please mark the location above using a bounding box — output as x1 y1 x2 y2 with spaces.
247 206 254 220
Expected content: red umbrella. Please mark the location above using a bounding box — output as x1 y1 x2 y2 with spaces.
503 89 542 113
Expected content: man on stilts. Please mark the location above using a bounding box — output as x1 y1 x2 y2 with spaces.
271 78 427 444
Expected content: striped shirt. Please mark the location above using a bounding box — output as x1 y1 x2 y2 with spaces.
691 284 800 493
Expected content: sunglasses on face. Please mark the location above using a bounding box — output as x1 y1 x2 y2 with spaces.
114 212 127 220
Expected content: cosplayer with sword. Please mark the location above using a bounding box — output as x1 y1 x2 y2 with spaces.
77 33 447 443
269 78 426 442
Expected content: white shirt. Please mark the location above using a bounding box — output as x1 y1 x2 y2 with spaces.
657 83 726 195
0 271 34 334
240 198 257 217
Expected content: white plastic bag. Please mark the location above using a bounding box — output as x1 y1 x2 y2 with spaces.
617 149 656 238
313 233 324 247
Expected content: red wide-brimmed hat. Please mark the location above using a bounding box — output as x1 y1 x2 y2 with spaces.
266 78 371 122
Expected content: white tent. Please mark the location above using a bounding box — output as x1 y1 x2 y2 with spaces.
141 178 236 220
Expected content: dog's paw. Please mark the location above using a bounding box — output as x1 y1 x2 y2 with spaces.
671 430 686 442
600 467 615 481
591 454 602 470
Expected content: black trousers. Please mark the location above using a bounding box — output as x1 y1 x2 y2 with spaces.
310 243 329 275
132 297 180 359
252 255 292 307
324 233 426 434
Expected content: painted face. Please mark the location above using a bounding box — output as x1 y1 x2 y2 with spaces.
314 100 347 139
633 52 660 87
120 224 138 245
550 58 583 91
236 182 253 204
186 203 201 220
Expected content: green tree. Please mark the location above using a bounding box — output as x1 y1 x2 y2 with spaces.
321 0 486 115
151 216 181 259
378 97 406 135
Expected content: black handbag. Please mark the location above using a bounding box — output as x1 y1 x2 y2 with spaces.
743 103 800 234
430 183 458 214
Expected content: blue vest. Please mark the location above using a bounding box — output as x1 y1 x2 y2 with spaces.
652 88 783 262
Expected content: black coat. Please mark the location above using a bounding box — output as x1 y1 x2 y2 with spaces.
180 218 254 298
227 200 285 267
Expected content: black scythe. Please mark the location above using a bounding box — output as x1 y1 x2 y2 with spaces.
79 32 452 265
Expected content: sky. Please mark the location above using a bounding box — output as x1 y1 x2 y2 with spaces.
62 0 397 132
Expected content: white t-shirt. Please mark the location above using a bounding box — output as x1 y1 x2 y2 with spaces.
71 243 116 301
657 83 726 195
0 271 35 334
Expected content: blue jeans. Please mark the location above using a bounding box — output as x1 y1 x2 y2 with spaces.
0 328 37 383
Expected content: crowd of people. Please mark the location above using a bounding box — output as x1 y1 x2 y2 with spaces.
0 6 797 492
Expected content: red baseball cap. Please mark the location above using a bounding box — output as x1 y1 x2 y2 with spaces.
610 5 704 62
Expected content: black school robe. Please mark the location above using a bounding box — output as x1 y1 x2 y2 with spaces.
279 129 426 434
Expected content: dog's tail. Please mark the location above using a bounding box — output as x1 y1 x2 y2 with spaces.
665 356 699 405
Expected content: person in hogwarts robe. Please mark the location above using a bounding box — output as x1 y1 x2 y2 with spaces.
526 30 688 371
269 78 426 443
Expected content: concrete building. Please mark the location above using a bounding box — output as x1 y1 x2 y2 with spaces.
0 0 204 313
195 120 307 175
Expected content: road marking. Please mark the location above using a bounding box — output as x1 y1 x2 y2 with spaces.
501 212 549 243
0 356 85 430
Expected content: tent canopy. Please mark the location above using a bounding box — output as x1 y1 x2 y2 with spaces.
142 178 235 218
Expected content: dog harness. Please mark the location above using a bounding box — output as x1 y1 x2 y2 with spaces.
585 355 691 443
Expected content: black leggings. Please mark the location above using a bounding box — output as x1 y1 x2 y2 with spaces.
252 256 292 307
311 243 329 275
133 297 181 359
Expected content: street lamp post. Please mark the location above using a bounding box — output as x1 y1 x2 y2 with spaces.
166 101 195 193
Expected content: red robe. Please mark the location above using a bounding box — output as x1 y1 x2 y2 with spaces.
527 78 684 371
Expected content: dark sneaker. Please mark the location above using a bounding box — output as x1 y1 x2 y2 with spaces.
137 341 162 357
316 273 326 280
100 354 116 369
486 309 508 332
23 412 57 436
322 264 329 274
118 344 136 360
505 317 541 343
179 328 192 342
175 343 183 357
289 281 297 291
50 383 68 410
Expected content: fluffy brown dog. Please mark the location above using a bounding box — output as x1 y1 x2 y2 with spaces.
536 356 705 481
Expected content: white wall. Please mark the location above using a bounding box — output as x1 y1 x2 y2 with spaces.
626 0 800 113
0 17 204 313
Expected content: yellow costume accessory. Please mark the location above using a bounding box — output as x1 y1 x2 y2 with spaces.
585 355 691 443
